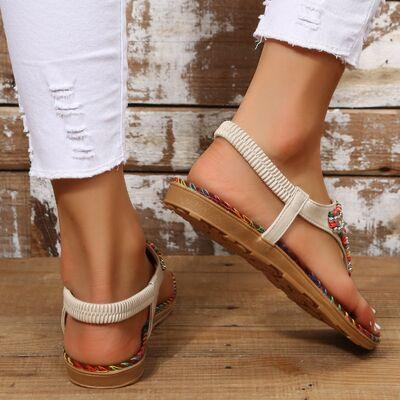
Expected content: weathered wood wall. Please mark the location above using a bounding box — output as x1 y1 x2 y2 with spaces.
0 1 399 258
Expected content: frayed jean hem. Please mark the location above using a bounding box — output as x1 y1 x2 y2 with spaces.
253 33 358 68
254 0 385 69
29 152 128 180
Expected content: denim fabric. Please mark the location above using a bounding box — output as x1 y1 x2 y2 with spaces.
0 0 128 179
0 0 384 179
254 0 384 67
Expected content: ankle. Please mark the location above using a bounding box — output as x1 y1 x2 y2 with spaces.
233 111 323 167
190 124 329 205
60 223 152 304
231 112 330 201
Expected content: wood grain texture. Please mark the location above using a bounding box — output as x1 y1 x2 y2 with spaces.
0 172 29 258
0 1 399 106
0 255 399 399
0 1 399 260
29 173 400 257
1 107 399 175
0 108 27 169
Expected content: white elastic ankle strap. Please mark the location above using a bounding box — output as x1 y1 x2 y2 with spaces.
61 244 165 335
214 121 352 273
215 121 297 203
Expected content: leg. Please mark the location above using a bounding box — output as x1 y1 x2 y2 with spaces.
53 168 174 365
188 12 381 333
0 0 174 366
234 41 344 204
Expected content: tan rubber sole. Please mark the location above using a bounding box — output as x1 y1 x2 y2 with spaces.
65 297 176 389
165 181 378 350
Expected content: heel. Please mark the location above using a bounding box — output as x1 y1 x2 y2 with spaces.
61 242 176 388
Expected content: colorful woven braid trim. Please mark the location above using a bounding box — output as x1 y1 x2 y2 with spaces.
328 203 352 275
147 241 167 271
64 329 148 373
64 247 177 373
171 177 380 343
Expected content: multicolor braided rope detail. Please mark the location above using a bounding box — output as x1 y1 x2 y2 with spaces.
147 241 168 270
64 244 177 373
328 203 352 274
171 177 379 344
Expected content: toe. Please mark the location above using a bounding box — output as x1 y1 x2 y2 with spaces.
353 296 380 336
335 276 379 335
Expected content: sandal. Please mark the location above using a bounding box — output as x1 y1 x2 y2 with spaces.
164 121 379 350
61 242 177 388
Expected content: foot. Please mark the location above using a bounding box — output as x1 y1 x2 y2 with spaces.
188 137 380 336
62 241 175 366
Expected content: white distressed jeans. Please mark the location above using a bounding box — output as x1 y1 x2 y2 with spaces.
0 0 383 179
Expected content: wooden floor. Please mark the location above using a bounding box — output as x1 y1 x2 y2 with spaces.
0 256 399 399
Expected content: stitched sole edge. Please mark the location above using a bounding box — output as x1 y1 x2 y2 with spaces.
165 181 377 351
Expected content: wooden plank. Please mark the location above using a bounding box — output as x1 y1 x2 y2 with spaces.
0 256 398 327
0 107 28 169
30 176 60 258
0 256 399 399
0 12 14 104
1 356 399 400
0 1 399 106
1 107 399 175
0 172 29 257
322 109 400 176
29 173 400 257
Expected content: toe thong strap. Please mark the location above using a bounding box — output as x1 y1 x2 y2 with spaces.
214 121 352 274
61 244 165 334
